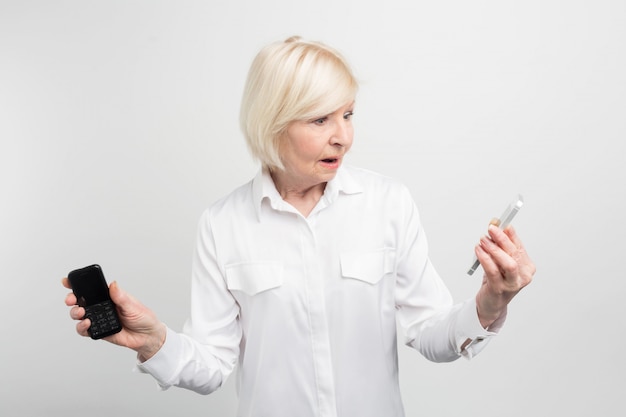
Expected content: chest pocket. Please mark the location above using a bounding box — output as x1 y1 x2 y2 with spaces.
225 262 284 296
340 247 396 284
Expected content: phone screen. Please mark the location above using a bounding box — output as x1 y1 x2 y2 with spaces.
69 265 110 306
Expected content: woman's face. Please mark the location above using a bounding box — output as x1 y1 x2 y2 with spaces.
277 101 355 191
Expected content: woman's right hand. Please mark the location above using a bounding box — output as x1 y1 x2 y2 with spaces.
63 278 166 361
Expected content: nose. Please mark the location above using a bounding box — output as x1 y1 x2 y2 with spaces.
330 118 353 148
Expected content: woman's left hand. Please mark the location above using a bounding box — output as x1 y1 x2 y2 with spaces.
474 224 536 329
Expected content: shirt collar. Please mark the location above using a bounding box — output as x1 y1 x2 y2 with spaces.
252 165 364 221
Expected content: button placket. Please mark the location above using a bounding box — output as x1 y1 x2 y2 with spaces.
300 218 338 417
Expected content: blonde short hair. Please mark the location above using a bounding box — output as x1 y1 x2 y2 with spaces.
240 36 358 170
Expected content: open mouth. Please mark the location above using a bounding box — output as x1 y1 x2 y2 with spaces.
321 158 338 163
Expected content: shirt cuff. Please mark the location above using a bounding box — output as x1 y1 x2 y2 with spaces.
133 326 182 390
455 298 507 359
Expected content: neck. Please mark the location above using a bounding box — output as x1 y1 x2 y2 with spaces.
269 169 326 217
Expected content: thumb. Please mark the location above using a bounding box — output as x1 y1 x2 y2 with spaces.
109 281 146 319
109 280 122 302
109 281 134 312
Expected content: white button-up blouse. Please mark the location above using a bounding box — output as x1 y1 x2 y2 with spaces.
137 165 504 417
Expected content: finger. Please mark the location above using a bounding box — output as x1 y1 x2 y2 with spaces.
487 224 518 255
69 305 85 320
479 235 518 276
503 225 528 259
504 227 537 279
502 224 520 242
76 318 91 337
65 292 78 306
475 244 497 275
109 281 122 302
108 281 137 315
61 277 71 289
501 226 536 271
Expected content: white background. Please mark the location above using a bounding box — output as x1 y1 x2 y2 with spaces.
1 1 625 416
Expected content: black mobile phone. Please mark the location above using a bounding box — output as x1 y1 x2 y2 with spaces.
68 264 123 339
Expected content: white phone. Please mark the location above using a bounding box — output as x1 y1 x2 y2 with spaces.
467 194 524 275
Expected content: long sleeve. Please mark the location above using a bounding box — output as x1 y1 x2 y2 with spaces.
136 209 241 394
393 185 504 362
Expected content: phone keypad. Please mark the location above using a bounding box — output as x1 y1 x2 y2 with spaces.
85 300 122 339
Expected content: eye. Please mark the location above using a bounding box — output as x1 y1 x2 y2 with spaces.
312 116 328 125
343 111 354 120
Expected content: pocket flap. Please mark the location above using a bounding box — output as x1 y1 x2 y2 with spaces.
225 262 284 296
340 248 396 284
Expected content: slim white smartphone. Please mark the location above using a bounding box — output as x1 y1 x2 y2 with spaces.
467 194 524 275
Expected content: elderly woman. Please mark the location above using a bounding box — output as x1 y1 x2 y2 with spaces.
63 36 534 417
